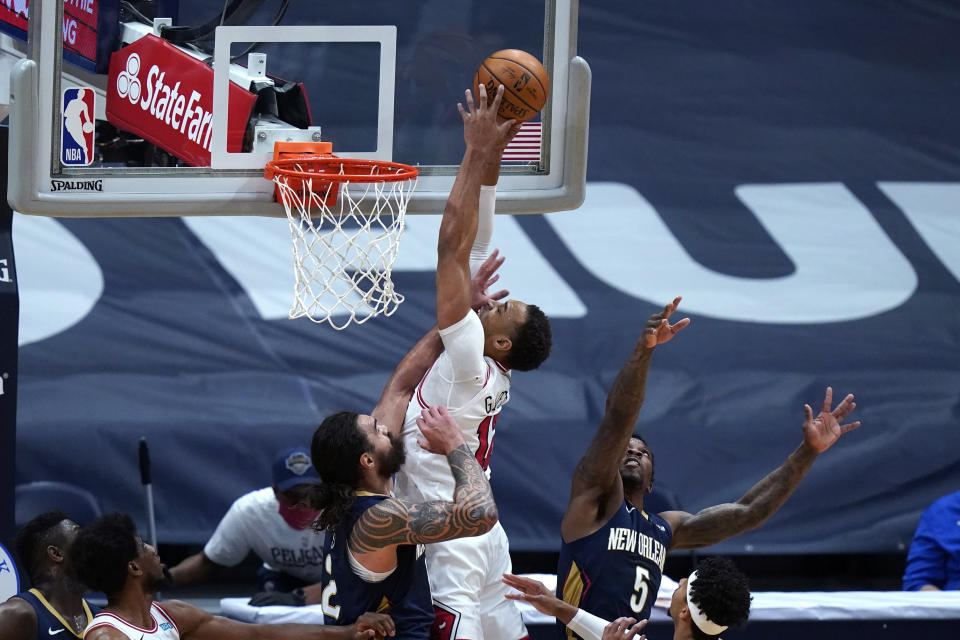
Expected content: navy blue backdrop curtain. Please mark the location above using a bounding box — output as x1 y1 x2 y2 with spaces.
11 2 960 555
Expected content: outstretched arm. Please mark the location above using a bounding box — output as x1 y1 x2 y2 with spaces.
436 84 516 329
502 573 581 624
501 575 647 640
470 122 521 275
370 328 443 435
561 298 689 543
371 253 509 433
349 406 498 556
664 387 862 549
168 551 219 587
156 599 390 640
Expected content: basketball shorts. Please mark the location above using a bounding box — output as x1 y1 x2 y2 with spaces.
427 521 528 640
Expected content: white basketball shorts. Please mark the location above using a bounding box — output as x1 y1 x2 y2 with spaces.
427 522 529 640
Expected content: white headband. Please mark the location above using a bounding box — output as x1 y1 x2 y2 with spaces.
686 570 728 636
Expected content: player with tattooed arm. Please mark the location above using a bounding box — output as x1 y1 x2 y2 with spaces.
394 82 551 640
557 298 862 637
309 405 499 639
302 200 510 636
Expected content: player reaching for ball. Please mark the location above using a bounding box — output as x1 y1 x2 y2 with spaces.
557 298 863 636
391 83 551 640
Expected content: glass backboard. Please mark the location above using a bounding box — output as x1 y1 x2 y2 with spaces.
6 0 589 217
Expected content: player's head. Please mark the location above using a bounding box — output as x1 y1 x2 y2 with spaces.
72 513 171 599
310 411 406 531
271 446 323 530
14 510 78 584
619 433 655 495
479 299 552 371
668 557 752 639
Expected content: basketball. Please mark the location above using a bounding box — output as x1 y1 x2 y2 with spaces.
82 122 94 134
474 49 550 122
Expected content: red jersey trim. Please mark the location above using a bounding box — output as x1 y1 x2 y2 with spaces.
86 611 158 633
415 361 437 409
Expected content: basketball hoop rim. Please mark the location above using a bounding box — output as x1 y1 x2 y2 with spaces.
265 156 419 183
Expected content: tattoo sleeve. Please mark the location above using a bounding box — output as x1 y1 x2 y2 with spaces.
573 342 653 488
670 443 819 549
348 445 498 554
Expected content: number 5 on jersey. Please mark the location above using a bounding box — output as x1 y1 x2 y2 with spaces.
630 566 650 614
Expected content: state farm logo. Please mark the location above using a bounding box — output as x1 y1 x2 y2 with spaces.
116 53 142 103
112 51 216 151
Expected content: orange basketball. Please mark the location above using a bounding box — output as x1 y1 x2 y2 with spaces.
473 49 550 122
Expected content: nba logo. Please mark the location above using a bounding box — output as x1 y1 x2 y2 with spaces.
61 88 96 166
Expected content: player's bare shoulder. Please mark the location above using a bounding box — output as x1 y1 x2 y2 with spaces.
85 625 130 640
0 597 38 640
0 596 36 618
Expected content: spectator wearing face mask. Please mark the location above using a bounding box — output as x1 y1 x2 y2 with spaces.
168 446 326 606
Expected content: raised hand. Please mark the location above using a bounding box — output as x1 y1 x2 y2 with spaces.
497 120 523 150
502 573 565 618
459 83 518 152
471 249 509 311
416 406 466 455
803 387 862 453
602 617 648 640
643 296 690 348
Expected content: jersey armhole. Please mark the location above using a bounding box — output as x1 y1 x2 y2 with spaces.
153 602 180 633
347 548 397 583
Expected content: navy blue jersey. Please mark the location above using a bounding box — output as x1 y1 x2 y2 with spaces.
557 502 672 639
15 588 99 640
321 492 433 639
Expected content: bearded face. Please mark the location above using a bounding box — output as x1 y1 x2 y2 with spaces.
377 432 406 477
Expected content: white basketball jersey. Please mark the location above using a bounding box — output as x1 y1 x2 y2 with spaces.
84 603 180 640
395 311 511 503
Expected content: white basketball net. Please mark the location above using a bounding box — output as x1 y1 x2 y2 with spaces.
272 162 416 330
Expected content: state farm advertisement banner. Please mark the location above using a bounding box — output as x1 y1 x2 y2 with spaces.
106 34 257 167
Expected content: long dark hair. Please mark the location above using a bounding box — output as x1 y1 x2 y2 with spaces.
309 411 371 532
